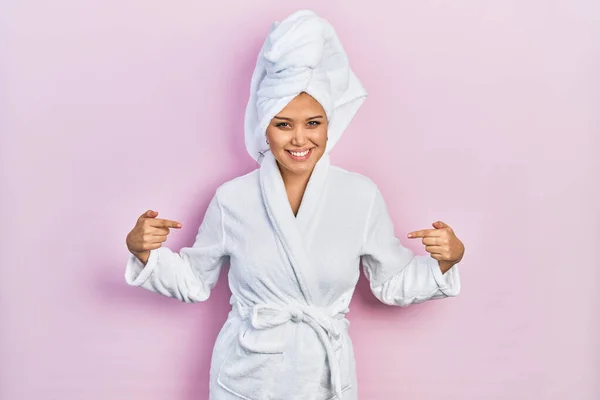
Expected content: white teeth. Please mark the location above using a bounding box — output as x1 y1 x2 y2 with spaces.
289 150 310 157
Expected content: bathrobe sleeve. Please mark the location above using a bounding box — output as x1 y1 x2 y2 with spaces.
360 187 461 307
124 192 228 303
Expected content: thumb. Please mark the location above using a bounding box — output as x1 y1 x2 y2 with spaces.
432 221 449 229
140 210 158 220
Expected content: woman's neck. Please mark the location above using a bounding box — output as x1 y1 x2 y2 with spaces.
279 167 311 189
277 163 313 216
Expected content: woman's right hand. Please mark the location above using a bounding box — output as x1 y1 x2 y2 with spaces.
126 210 182 265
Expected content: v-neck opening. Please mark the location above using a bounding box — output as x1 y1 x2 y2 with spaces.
273 156 328 224
293 184 309 220
258 151 330 232
258 151 331 305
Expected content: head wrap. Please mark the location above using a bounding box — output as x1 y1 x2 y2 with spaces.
244 9 368 163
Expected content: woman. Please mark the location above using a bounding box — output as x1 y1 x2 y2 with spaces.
125 9 465 400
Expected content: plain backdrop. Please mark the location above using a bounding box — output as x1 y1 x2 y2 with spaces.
1 1 599 399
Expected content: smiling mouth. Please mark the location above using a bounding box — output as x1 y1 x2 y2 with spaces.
286 148 313 160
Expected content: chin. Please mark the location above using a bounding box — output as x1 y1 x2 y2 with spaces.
282 161 315 175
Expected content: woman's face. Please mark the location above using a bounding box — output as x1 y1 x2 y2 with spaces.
266 92 328 177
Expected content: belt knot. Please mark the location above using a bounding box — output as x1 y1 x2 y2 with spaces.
289 308 304 322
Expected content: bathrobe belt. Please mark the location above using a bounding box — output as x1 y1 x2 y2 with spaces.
234 301 348 399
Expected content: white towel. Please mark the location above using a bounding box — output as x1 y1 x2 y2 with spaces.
244 9 368 163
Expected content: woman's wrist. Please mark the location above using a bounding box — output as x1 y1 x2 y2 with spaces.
132 250 150 266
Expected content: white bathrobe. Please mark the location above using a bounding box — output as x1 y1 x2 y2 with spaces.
125 150 461 399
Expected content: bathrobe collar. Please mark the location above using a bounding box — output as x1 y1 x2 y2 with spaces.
259 150 330 305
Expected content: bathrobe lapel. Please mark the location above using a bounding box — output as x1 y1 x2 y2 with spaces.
259 151 330 305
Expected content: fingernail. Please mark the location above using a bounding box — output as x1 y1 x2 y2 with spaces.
407 233 412 237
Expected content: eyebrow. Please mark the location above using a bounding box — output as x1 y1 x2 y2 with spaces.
273 115 324 122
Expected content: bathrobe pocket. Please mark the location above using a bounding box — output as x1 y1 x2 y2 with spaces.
216 320 288 399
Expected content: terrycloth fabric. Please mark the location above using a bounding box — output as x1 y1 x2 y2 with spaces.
125 151 461 399
244 9 367 163
125 9 461 400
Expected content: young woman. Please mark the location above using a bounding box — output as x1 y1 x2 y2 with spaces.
125 9 465 400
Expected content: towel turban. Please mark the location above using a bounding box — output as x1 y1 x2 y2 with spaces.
244 9 368 162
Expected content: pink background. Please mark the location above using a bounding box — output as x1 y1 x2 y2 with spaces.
2 1 599 399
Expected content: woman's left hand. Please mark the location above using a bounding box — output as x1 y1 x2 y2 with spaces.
407 221 465 273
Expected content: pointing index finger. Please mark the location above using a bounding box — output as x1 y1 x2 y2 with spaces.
407 229 438 238
150 218 182 229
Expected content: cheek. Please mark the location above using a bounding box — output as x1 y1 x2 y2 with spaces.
315 127 328 145
307 125 327 142
266 129 288 147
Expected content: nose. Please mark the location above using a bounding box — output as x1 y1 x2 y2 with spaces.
291 126 308 146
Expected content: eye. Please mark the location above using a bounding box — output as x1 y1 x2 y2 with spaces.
275 122 290 128
307 121 321 126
